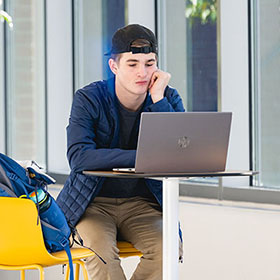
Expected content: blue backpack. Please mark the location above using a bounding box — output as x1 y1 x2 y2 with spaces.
0 153 75 280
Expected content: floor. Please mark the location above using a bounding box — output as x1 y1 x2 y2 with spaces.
178 197 280 280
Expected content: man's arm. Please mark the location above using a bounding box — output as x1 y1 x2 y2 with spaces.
146 87 185 113
67 90 136 173
147 69 185 113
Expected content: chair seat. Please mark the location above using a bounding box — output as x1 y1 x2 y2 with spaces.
117 241 142 257
0 245 94 268
46 247 95 266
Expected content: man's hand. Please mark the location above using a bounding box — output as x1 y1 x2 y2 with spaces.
149 70 171 103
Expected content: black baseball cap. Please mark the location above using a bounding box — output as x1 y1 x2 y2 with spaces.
107 24 158 55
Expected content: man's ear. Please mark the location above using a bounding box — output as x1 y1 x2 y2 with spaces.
108 58 118 75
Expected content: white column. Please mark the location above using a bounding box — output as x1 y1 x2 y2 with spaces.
163 178 179 280
0 9 5 153
219 0 250 186
46 0 73 174
127 0 155 32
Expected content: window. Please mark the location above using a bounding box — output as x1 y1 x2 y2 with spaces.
5 0 46 166
73 0 126 91
157 0 218 112
157 0 219 185
185 0 218 111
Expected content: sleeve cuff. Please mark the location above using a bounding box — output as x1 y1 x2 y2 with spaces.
146 97 173 112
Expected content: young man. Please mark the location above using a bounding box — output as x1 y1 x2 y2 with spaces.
57 24 184 280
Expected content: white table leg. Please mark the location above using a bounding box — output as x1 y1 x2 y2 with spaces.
163 178 179 280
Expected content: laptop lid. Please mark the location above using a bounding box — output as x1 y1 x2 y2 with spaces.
134 112 232 173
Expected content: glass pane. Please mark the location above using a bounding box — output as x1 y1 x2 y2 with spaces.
185 0 218 111
73 0 126 91
252 0 280 188
5 0 46 166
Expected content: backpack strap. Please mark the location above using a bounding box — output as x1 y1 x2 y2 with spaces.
41 221 74 280
64 244 74 280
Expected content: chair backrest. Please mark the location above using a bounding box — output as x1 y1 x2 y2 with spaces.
0 197 52 265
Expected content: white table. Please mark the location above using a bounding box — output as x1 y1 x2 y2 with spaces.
83 170 257 280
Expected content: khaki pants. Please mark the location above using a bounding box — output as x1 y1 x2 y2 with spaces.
75 196 165 280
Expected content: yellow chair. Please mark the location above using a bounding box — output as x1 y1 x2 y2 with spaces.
0 197 94 280
117 241 142 258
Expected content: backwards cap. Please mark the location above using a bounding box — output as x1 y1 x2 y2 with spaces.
108 24 158 55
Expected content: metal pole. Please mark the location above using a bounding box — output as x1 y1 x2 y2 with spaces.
163 178 179 280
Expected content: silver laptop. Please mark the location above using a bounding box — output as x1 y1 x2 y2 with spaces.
113 112 232 174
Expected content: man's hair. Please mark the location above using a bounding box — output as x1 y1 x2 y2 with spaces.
111 39 156 64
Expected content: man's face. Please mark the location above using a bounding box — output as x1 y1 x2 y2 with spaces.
110 52 157 96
